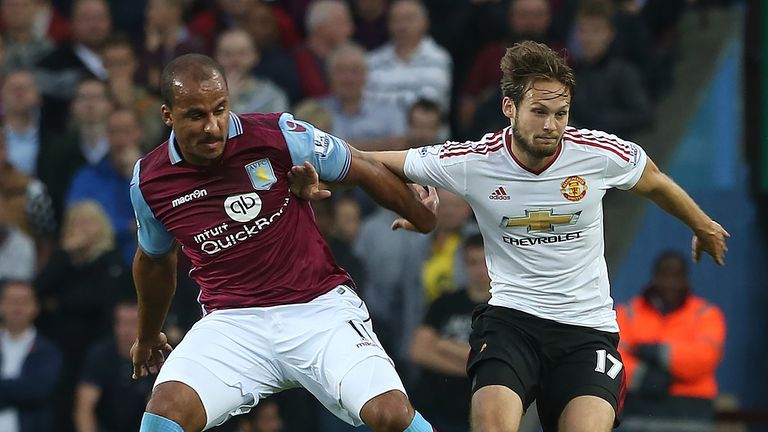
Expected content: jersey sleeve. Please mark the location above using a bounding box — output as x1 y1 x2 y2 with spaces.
129 160 175 257
279 112 352 182
403 144 466 196
603 134 648 190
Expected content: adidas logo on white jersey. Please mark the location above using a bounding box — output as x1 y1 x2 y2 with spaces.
489 186 511 200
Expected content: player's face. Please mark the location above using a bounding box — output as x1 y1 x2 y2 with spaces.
162 72 230 166
507 79 570 159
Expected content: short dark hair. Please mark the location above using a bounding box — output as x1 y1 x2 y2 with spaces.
500 41 575 107
653 250 688 275
408 98 441 123
160 54 228 107
464 233 485 251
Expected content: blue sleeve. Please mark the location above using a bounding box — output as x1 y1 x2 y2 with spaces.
279 112 352 182
129 160 175 256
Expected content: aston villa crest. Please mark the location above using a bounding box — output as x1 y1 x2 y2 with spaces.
245 159 277 190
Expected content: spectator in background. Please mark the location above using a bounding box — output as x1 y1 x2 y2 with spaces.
188 0 301 53
293 98 333 132
24 0 70 45
617 251 726 432
2 70 42 176
243 0 302 103
366 0 452 113
0 129 55 272
74 300 153 432
350 0 389 50
102 35 165 153
421 189 474 303
292 0 354 100
354 199 430 383
0 280 62 432
0 0 54 71
311 195 366 293
0 194 35 282
215 29 289 115
34 200 132 432
66 108 143 265
613 0 683 99
34 0 111 134
406 98 442 149
569 0 652 137
410 233 491 432
460 0 560 135
317 42 406 151
188 0 253 49
38 77 112 222
138 0 208 94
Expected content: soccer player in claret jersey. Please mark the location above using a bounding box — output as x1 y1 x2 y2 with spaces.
129 54 439 432
293 41 729 432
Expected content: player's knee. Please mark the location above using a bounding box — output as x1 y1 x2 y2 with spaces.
360 390 414 432
146 382 207 432
470 386 523 432
558 396 614 432
471 410 517 432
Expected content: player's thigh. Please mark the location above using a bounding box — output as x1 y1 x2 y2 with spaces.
155 311 286 430
469 360 525 432
537 334 625 432
559 395 615 432
467 305 543 432
146 380 207 432
276 287 405 427
467 307 541 398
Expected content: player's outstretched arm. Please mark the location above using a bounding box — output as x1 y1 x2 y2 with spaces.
630 157 730 265
131 247 177 379
345 147 437 233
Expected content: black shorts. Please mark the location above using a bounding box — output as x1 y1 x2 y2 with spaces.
467 304 627 431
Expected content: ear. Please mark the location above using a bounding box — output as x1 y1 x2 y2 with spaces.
161 104 173 127
502 96 515 120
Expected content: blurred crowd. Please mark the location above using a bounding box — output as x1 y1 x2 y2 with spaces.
0 0 730 431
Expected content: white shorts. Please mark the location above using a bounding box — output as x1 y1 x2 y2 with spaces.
154 286 406 430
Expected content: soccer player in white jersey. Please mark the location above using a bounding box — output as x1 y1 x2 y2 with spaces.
292 41 729 432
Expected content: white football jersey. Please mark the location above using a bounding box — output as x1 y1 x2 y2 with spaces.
404 126 647 332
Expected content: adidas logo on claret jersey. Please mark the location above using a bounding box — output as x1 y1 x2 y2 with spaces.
489 186 511 200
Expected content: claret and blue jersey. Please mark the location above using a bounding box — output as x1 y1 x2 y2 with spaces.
129 112 353 313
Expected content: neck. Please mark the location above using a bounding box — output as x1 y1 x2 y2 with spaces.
394 40 420 60
5 113 36 131
6 326 30 339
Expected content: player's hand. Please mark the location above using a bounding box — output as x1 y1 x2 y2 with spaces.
692 220 730 266
131 332 173 379
391 185 439 231
288 161 331 201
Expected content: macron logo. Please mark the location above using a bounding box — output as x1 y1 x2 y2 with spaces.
172 189 208 207
489 186 511 201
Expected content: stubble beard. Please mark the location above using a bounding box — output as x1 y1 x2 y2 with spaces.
512 125 559 159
